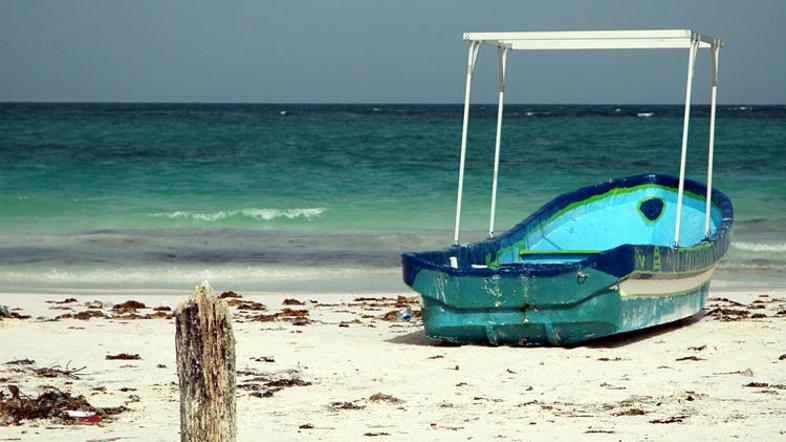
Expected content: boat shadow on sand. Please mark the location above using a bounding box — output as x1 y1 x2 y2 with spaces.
385 311 705 349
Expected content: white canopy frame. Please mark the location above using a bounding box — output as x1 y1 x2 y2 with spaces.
451 29 723 247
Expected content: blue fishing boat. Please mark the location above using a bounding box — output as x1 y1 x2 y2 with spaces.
402 30 733 345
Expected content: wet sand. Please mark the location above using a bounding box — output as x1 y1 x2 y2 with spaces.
1 289 785 440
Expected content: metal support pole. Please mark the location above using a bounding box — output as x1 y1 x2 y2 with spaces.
673 40 699 247
453 41 480 245
704 44 720 238
488 45 508 239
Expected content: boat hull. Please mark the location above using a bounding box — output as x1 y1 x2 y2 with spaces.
412 267 711 345
401 174 733 346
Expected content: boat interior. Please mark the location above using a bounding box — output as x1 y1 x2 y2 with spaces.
494 184 722 266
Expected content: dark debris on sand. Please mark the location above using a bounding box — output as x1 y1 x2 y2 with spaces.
0 386 127 426
245 307 311 325
705 307 751 321
328 401 365 411
44 297 177 321
105 354 141 361
0 305 31 321
84 300 103 309
56 310 107 321
47 298 78 305
117 310 174 320
55 305 173 321
266 378 312 389
239 369 312 398
112 300 146 312
743 382 786 391
4 359 35 366
704 296 786 322
349 295 422 323
649 415 686 424
34 363 86 380
226 300 267 311
4 360 86 380
352 295 418 309
369 393 403 404
378 310 399 321
246 379 312 398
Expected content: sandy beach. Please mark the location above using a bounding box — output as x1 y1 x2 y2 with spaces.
1 287 784 441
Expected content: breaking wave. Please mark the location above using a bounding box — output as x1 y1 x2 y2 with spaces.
716 261 786 272
731 241 786 253
149 208 326 222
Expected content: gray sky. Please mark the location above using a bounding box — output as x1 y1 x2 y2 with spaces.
1 0 784 104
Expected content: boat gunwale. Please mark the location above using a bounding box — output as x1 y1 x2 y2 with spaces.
402 173 733 282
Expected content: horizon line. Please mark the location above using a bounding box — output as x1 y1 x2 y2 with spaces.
0 101 781 106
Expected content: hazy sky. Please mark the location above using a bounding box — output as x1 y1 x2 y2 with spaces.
1 1 784 104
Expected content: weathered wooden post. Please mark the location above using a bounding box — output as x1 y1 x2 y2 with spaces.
175 281 236 441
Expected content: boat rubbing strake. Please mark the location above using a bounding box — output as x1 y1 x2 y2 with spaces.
401 30 732 345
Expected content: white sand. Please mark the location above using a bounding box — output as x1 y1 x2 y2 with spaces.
1 288 785 441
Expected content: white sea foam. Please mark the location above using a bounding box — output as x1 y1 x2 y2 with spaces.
731 241 786 253
149 207 326 222
717 262 786 272
0 265 400 292
637 112 654 118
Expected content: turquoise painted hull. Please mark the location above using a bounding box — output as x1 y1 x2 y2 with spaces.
402 174 733 346
414 269 709 345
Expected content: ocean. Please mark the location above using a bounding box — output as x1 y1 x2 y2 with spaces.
1 103 784 293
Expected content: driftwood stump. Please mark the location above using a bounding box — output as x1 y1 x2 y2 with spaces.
175 281 236 442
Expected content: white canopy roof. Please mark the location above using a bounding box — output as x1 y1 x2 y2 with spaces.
463 29 723 50
452 28 724 245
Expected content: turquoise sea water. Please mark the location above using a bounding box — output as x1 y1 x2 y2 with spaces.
1 103 784 292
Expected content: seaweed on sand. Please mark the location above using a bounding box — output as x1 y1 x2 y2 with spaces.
0 386 126 426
